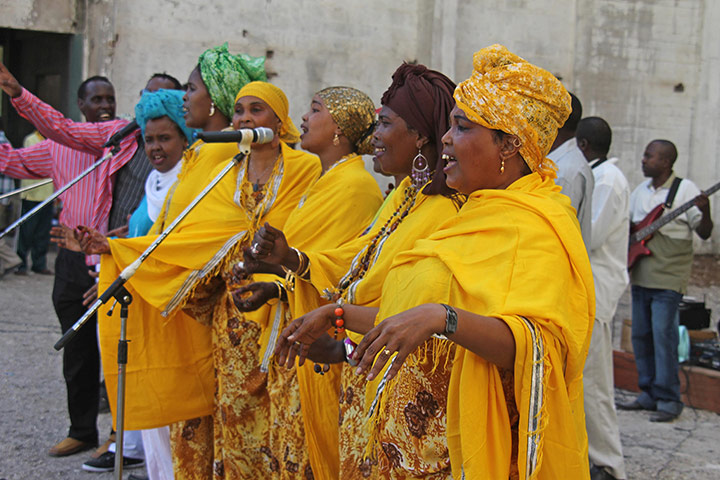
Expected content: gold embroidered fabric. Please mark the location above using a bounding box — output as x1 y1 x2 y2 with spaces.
366 341 455 480
170 415 214 480
339 367 378 479
453 44 571 178
317 87 376 154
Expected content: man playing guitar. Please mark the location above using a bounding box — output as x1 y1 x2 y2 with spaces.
618 139 713 422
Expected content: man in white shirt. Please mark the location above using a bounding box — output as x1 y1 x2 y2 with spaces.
548 93 594 247
576 117 629 480
619 140 713 423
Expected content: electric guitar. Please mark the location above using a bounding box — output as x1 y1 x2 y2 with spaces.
627 180 720 269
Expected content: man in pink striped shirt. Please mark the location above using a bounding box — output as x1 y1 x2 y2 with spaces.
0 64 151 458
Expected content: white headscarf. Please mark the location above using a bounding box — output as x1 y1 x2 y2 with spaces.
144 160 182 222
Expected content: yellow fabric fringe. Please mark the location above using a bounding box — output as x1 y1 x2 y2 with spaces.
282 154 382 479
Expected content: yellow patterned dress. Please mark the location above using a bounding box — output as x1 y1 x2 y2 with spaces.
179 143 320 479
303 177 460 479
277 153 382 479
103 142 319 479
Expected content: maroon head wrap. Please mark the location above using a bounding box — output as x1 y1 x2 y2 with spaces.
381 63 456 195
381 63 456 162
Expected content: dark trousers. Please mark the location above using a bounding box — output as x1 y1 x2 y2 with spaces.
16 199 52 272
51 248 99 444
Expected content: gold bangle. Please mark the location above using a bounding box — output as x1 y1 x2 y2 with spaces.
283 267 296 292
274 280 285 300
292 247 311 279
291 247 304 273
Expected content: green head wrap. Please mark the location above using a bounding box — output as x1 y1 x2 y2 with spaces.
198 43 267 120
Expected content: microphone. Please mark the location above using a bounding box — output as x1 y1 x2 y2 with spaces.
195 127 274 144
102 120 139 148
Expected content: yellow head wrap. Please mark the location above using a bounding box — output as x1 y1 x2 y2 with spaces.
454 44 571 178
234 81 301 144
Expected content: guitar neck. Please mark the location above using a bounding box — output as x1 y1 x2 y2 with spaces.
631 180 720 243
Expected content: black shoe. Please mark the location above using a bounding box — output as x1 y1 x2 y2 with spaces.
590 465 619 480
616 399 655 411
82 451 145 472
649 410 679 423
128 475 149 480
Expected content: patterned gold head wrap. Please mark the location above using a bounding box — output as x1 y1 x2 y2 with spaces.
234 81 301 144
198 43 267 120
454 44 571 178
316 87 376 155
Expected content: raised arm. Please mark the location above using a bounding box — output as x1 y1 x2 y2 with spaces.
0 61 125 155
0 140 54 180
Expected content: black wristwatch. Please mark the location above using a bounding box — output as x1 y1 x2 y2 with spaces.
439 303 458 337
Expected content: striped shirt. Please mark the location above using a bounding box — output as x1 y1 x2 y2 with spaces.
0 137 99 230
6 88 141 230
2 88 142 263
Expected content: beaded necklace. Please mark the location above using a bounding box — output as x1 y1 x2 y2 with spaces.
322 183 418 302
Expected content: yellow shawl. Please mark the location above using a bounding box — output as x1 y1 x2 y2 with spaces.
98 142 320 429
283 154 382 479
151 138 240 232
298 177 457 478
303 177 456 315
375 173 594 479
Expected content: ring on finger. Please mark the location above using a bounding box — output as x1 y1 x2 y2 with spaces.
251 243 260 255
384 348 392 356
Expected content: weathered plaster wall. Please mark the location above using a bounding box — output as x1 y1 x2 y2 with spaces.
4 0 719 249
0 0 80 34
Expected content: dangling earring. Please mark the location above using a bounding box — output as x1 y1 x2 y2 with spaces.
209 102 216 116
411 149 431 189
332 133 340 146
500 158 505 174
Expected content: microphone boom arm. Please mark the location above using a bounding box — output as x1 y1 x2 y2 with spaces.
0 146 119 240
0 178 53 201
54 145 250 351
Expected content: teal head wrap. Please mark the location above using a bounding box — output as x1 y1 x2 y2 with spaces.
198 43 267 120
135 89 197 143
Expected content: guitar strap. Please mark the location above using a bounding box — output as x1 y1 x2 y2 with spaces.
664 177 683 209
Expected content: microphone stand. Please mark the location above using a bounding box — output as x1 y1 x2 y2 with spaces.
53 145 249 349
0 146 120 240
54 141 251 480
0 178 53 201
106 286 132 478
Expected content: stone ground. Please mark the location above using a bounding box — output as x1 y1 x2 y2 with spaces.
1 249 719 479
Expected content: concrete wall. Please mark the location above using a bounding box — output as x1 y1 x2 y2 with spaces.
2 0 719 250
0 0 80 34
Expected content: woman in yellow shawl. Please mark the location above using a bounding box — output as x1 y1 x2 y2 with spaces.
86 82 319 479
232 86 382 479
259 64 459 479
157 43 267 231
72 44 266 479
350 45 595 480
